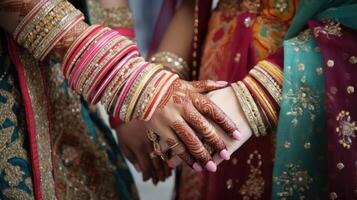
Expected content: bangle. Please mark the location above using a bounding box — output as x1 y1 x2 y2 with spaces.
143 72 179 121
87 41 137 103
125 64 163 122
250 68 282 104
243 76 278 128
14 0 48 41
258 60 284 84
63 25 101 74
35 10 84 60
151 51 190 79
231 82 260 136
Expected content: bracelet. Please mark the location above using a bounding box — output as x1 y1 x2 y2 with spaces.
243 76 278 128
63 25 101 74
250 68 282 104
258 60 284 84
231 82 260 137
14 0 48 41
151 51 190 79
143 72 179 121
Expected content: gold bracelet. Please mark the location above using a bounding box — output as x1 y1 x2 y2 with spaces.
151 51 190 79
231 82 260 137
87 0 134 28
250 68 282 104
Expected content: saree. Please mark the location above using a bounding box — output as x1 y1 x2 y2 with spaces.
0 1 138 199
177 0 297 199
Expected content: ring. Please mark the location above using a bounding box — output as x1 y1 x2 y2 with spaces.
149 152 157 159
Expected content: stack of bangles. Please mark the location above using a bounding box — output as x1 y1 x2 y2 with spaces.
14 0 178 122
231 60 283 137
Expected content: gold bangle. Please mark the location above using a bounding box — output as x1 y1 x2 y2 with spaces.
250 68 282 104
231 82 260 136
151 51 190 79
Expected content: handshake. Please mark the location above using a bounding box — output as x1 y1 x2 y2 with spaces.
115 79 253 184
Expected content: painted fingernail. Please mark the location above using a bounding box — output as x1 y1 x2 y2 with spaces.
233 130 241 140
205 161 217 172
134 164 141 172
220 149 230 160
192 162 203 172
167 160 175 169
216 81 228 86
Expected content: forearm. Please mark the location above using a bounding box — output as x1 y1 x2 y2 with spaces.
150 0 195 79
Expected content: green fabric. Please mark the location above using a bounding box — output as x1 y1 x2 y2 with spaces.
272 0 357 199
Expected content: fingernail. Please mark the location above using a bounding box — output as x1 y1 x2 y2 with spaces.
233 130 241 140
216 81 228 86
167 160 175 169
192 162 203 172
220 149 230 160
134 164 141 172
205 161 217 172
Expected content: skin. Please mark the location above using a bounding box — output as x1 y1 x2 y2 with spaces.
0 0 240 174
115 120 171 184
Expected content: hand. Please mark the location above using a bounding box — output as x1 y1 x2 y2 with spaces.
168 86 253 167
115 120 172 184
146 80 240 172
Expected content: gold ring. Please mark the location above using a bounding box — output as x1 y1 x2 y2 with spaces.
149 152 157 159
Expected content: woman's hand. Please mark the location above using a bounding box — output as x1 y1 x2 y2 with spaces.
115 120 172 184
168 86 253 167
146 80 240 172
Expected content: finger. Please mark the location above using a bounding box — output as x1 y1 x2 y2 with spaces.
182 106 229 160
171 120 217 172
136 151 155 182
150 152 166 183
165 137 196 170
121 145 140 172
149 152 161 185
162 161 172 180
190 92 241 140
187 80 228 93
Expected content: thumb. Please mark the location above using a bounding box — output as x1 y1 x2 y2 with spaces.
187 80 228 93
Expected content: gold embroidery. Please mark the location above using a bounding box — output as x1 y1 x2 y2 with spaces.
315 68 323 76
336 162 344 170
304 142 311 149
329 192 338 199
313 20 342 39
284 141 291 148
19 50 56 200
0 67 34 199
285 86 319 126
226 179 233 190
348 56 357 64
347 86 354 94
336 110 357 149
290 30 312 52
239 150 265 199
274 164 313 199
327 59 334 68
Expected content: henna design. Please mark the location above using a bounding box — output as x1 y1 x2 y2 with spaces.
0 0 41 25
191 80 223 92
50 21 88 62
182 106 226 152
190 92 237 137
171 121 211 164
166 138 194 166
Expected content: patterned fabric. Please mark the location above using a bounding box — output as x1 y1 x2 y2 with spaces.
0 35 34 200
272 29 327 199
1 7 138 200
178 0 297 200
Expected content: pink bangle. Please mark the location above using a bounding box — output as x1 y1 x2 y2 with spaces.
88 43 138 103
63 25 103 77
90 50 139 104
69 30 118 90
113 28 135 38
114 61 147 118
144 73 179 121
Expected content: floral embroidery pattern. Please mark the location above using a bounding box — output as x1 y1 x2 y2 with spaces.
4 165 25 187
289 30 312 52
239 150 265 199
274 164 313 199
284 86 319 126
336 110 357 149
313 20 342 39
